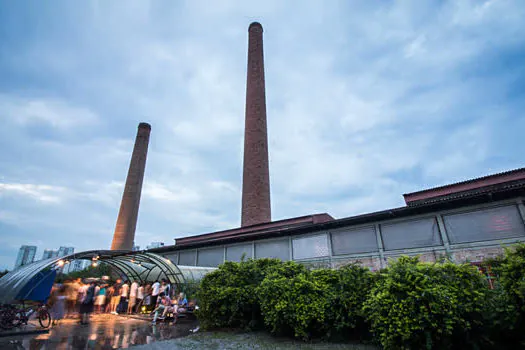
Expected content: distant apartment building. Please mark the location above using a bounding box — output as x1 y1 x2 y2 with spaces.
146 242 164 250
57 246 74 257
69 259 90 273
14 245 37 269
41 249 58 260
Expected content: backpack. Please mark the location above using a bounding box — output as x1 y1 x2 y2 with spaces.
82 285 95 304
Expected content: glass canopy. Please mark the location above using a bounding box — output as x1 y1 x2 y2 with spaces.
0 250 216 304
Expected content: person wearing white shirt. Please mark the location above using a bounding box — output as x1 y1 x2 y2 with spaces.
119 281 129 314
127 281 139 314
151 281 160 308
121 282 129 298
136 285 145 313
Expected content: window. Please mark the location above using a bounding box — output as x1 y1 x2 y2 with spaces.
178 250 196 266
255 239 290 261
226 244 253 262
292 234 329 260
443 205 525 244
197 247 224 267
381 218 442 250
330 226 378 255
163 253 178 264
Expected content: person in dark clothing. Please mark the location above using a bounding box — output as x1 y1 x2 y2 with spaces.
80 281 96 325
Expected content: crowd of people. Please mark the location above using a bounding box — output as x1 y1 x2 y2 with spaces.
47 278 189 325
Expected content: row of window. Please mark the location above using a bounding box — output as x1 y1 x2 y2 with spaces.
165 205 525 267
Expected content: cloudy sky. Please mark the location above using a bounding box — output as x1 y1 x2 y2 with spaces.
0 0 524 270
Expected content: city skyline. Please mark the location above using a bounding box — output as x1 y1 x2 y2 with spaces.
1 1 525 269
14 245 75 270
14 245 36 269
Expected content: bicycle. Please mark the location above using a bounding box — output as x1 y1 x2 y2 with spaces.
0 302 51 329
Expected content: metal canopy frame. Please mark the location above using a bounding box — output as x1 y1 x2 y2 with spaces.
0 250 216 304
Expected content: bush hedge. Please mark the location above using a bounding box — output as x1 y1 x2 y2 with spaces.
483 243 525 347
364 256 487 349
196 258 283 329
311 265 374 340
195 244 525 348
198 259 374 340
257 265 332 340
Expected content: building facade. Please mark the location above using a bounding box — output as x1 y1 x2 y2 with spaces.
41 249 58 260
146 242 164 250
151 168 525 270
59 259 91 274
57 246 74 257
14 245 37 269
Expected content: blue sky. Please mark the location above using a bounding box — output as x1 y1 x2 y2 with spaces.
0 0 524 270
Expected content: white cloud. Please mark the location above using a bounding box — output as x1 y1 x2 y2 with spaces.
143 182 201 203
0 95 99 129
0 183 67 203
0 0 524 269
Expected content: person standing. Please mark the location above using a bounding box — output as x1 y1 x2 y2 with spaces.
136 284 145 313
76 282 88 317
65 278 80 318
95 284 107 313
151 280 160 309
127 281 138 314
144 283 152 297
110 279 122 315
118 280 129 314
105 285 114 313
160 279 171 298
80 281 95 325
51 285 67 326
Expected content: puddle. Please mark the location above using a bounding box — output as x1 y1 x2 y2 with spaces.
0 314 197 349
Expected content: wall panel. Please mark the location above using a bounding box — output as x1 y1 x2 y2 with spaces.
330 226 379 255
444 205 525 244
381 218 442 250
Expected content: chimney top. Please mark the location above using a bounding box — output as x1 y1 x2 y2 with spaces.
249 22 263 32
138 122 151 130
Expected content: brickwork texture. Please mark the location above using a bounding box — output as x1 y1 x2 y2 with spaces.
111 122 151 250
241 22 271 227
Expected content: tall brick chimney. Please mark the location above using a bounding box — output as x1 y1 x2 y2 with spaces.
241 22 271 227
111 122 151 250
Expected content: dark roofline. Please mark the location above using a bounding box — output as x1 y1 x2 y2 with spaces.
175 213 333 245
149 183 525 254
403 167 525 204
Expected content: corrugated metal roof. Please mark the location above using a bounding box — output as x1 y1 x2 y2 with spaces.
403 167 525 204
405 180 525 207
175 213 334 245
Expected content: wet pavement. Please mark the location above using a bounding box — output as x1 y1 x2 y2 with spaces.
0 314 197 349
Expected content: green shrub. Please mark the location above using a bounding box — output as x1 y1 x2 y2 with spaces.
320 264 375 340
196 258 283 330
257 262 373 341
257 265 327 340
363 256 487 350
483 244 525 346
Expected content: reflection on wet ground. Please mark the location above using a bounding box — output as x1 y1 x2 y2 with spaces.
0 314 197 349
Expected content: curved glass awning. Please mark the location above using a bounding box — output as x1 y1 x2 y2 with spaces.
0 250 216 304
